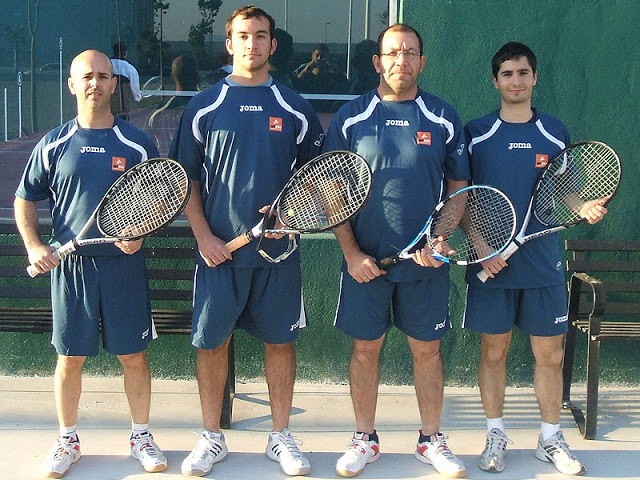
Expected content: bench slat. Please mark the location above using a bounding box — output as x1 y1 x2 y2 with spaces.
577 303 640 315
566 239 640 251
568 260 640 272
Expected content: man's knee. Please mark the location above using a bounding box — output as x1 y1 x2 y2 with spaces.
117 350 149 370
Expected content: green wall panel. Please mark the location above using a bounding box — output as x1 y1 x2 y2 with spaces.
1 1 638 386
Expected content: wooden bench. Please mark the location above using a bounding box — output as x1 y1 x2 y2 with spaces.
561 239 640 439
0 219 235 428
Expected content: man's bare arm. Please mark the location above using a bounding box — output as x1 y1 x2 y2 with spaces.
14 196 58 273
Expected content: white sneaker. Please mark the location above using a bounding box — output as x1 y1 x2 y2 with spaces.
181 431 229 477
415 432 467 478
265 428 311 476
130 431 168 473
478 428 512 473
535 431 586 475
336 432 381 477
42 435 81 479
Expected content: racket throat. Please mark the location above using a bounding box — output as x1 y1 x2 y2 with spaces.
249 219 264 240
56 239 80 260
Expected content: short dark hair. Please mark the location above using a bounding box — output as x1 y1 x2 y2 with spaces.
270 28 293 68
313 43 329 55
376 23 424 56
225 5 276 40
112 42 127 59
172 55 199 90
491 41 537 78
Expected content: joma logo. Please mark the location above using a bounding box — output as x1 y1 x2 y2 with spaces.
508 142 532 150
80 146 106 153
239 105 264 112
385 119 410 126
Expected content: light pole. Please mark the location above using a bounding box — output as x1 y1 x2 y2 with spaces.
324 22 330 43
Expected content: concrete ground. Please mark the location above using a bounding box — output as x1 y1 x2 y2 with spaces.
0 376 638 480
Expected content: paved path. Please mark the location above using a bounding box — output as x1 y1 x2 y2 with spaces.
1 376 638 479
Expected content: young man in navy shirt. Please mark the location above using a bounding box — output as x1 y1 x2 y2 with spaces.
170 6 324 478
464 41 607 476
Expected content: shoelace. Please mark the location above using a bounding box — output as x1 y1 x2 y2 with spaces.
133 434 158 457
430 437 457 459
196 435 224 456
276 433 305 459
348 439 372 452
52 437 78 461
487 432 512 454
545 435 576 460
52 444 71 461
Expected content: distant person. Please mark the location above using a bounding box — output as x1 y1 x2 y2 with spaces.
110 42 141 120
348 39 379 94
14 49 166 479
148 55 199 156
293 43 348 94
213 51 233 83
269 28 296 89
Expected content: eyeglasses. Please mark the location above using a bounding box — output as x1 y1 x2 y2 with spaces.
379 49 421 60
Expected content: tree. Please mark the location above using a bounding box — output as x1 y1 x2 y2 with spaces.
27 0 40 133
154 1 170 79
136 1 171 76
188 0 222 69
4 25 26 73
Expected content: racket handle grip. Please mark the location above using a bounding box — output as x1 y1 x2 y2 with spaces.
476 242 519 283
226 233 253 253
226 220 263 253
376 255 400 269
26 264 40 278
26 247 66 278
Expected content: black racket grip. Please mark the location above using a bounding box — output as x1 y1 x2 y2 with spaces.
376 255 401 269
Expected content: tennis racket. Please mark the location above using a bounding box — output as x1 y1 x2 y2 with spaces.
226 150 372 263
477 140 621 282
141 75 163 98
27 158 190 277
377 185 516 268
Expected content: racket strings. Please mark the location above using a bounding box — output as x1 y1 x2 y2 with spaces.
429 187 516 263
278 152 371 231
98 160 189 238
535 142 620 226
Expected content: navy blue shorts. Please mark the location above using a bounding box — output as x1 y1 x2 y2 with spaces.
334 272 451 341
51 253 154 356
462 285 568 336
191 264 304 349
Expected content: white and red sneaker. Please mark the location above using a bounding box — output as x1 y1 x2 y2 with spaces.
335 431 381 477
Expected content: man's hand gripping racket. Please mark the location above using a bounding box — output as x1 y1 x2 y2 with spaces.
376 185 517 268
224 150 372 263
477 140 621 282
27 158 190 277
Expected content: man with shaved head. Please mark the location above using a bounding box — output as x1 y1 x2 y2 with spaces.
14 50 167 478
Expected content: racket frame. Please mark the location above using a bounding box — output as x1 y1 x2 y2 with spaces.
477 140 621 282
27 158 190 277
377 185 516 268
225 150 372 263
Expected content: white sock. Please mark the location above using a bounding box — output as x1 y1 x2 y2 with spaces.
132 422 149 435
486 417 505 433
60 425 77 438
540 422 560 440
204 429 224 440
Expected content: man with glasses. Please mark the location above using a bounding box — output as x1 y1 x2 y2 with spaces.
323 23 469 478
